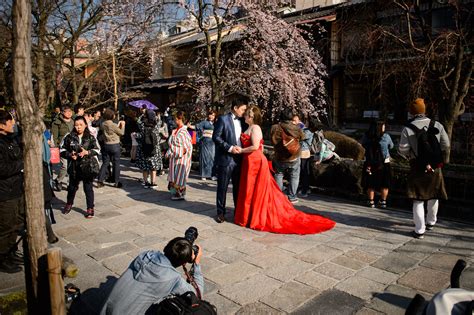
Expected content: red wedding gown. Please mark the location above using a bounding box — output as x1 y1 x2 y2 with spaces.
234 133 336 234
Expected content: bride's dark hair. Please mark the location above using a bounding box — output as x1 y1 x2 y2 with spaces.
247 105 262 126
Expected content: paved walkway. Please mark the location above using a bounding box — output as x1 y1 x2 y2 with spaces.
1 160 473 314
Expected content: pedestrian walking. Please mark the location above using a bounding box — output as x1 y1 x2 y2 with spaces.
398 98 450 239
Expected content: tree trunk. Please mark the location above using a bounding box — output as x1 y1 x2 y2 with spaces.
12 0 48 311
36 0 48 112
112 52 118 110
70 41 78 105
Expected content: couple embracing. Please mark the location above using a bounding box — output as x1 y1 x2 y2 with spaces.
212 94 335 235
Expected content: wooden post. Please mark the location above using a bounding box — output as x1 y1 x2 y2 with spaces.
47 248 65 315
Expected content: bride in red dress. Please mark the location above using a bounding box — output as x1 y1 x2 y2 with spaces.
234 105 336 234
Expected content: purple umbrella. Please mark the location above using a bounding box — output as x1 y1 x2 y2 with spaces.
128 100 158 110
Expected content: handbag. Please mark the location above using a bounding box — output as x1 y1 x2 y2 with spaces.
79 155 100 179
50 147 60 164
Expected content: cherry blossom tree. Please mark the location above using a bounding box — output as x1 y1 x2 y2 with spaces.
180 0 327 118
225 6 327 118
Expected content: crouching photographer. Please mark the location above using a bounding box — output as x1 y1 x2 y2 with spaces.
101 228 207 315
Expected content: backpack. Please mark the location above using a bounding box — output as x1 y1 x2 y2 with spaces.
365 138 385 170
280 124 300 156
142 126 156 157
155 291 217 315
406 120 444 171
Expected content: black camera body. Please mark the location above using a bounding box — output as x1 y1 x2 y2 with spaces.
184 227 199 261
70 142 83 154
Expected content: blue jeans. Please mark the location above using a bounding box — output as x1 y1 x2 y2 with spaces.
273 159 301 200
98 143 121 184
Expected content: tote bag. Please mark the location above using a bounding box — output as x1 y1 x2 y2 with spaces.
50 147 60 164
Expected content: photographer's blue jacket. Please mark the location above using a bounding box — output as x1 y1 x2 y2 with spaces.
100 250 204 315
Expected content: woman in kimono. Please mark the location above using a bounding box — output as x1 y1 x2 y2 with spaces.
165 111 192 200
189 109 217 180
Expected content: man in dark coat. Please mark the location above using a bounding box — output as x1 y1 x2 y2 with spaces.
212 94 248 223
0 110 24 273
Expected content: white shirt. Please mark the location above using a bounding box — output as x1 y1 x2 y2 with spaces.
231 112 242 147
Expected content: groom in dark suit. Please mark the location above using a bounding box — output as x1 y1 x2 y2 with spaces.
212 94 248 223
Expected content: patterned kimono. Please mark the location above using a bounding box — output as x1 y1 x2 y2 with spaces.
195 119 215 178
166 125 192 199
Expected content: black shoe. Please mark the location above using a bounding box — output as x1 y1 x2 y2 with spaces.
114 182 123 188
96 182 105 188
412 231 424 239
425 224 434 231
215 214 225 223
377 200 387 209
9 251 24 265
54 179 62 192
48 234 59 244
105 177 114 183
0 259 22 273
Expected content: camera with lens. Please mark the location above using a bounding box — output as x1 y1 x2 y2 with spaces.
184 227 199 262
70 142 83 154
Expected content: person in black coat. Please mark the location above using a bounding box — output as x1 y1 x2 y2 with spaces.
60 116 100 218
212 94 248 223
0 109 24 273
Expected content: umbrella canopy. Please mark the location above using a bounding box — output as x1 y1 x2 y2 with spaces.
128 100 158 110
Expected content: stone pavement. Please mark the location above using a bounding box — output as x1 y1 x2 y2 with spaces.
1 160 473 314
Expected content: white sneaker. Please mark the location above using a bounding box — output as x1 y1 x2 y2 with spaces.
211 176 217 181
201 177 207 181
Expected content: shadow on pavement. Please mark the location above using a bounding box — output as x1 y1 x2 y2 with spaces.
68 275 118 315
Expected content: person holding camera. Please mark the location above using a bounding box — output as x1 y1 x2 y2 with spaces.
97 108 125 188
60 116 100 218
100 235 203 315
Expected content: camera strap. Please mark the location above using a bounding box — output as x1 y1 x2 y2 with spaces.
183 264 201 299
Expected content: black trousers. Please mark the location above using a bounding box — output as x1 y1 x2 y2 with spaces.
216 162 241 216
0 197 25 256
98 143 121 184
67 177 95 209
299 157 311 194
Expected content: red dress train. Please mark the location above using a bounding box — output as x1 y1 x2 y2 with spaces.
234 134 336 234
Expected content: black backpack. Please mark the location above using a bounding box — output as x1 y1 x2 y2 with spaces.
365 139 385 170
406 120 444 171
155 291 217 315
142 126 155 157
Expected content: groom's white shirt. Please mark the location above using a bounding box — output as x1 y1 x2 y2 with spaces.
228 112 242 152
